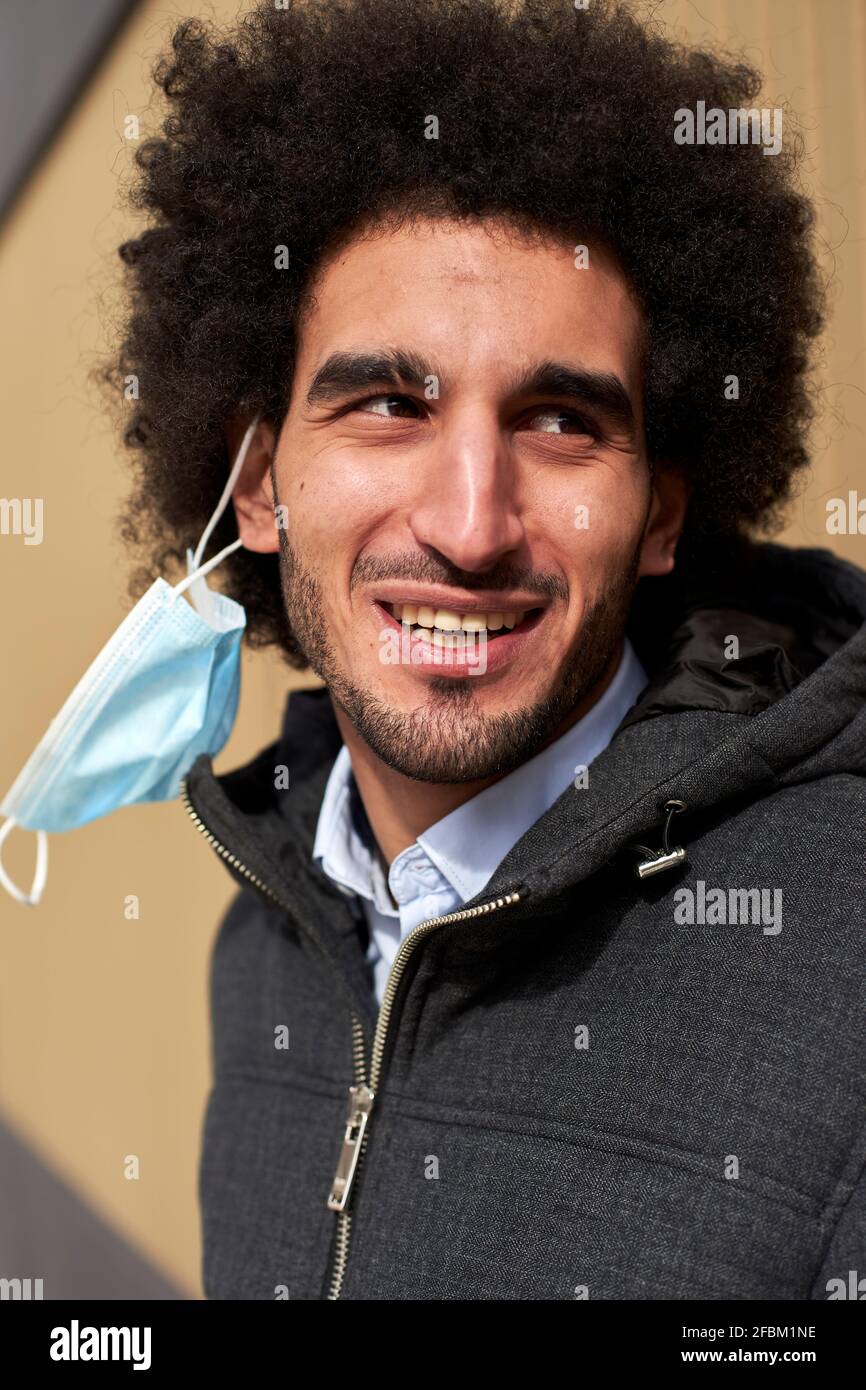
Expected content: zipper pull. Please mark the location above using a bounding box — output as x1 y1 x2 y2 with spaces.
327 1083 375 1212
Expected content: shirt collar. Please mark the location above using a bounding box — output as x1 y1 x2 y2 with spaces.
313 637 647 910
311 744 370 898
416 637 647 900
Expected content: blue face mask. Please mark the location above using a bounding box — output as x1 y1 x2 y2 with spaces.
0 418 260 906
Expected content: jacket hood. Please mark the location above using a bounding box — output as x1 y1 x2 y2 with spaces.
184 539 866 921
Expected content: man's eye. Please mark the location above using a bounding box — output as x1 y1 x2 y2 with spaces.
356 393 422 419
526 408 596 436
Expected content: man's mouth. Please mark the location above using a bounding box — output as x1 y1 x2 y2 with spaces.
381 600 542 646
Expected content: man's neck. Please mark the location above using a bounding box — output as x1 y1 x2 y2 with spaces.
331 643 625 867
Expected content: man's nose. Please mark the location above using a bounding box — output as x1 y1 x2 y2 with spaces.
406 410 525 573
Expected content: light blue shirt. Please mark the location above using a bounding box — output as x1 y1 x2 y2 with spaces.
313 639 647 1006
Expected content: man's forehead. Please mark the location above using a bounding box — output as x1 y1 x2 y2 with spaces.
297 218 645 390
308 216 635 298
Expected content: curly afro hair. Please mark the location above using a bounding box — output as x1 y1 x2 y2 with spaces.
107 0 825 665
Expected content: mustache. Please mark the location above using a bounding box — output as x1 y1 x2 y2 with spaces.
350 551 568 601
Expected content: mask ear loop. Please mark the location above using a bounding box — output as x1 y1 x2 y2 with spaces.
0 817 48 906
194 414 261 569
172 413 261 599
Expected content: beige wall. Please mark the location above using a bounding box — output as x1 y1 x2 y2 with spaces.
0 0 863 1297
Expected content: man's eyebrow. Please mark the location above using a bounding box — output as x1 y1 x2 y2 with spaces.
305 349 636 432
305 350 438 407
512 361 636 432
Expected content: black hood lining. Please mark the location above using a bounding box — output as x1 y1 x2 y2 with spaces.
624 539 863 725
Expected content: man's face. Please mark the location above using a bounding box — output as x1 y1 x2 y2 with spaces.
254 217 679 782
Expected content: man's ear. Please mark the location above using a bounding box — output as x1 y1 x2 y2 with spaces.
223 416 280 555
637 460 691 578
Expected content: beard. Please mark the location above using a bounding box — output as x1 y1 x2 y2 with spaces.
276 529 641 784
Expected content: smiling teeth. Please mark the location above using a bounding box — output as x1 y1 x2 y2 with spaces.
392 604 523 631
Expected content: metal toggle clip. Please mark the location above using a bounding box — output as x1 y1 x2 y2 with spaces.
634 799 688 880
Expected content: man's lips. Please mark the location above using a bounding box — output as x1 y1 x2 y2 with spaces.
368 583 549 617
371 597 547 677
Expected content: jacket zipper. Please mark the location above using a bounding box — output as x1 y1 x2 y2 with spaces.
179 774 521 1302
325 888 522 1300
180 776 290 907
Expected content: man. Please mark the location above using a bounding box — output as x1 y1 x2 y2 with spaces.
115 0 866 1299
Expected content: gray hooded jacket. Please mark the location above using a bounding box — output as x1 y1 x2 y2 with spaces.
182 539 866 1300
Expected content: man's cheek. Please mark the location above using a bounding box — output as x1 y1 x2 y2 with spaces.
577 502 643 566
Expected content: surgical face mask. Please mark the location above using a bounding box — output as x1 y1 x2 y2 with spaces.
0 417 260 906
